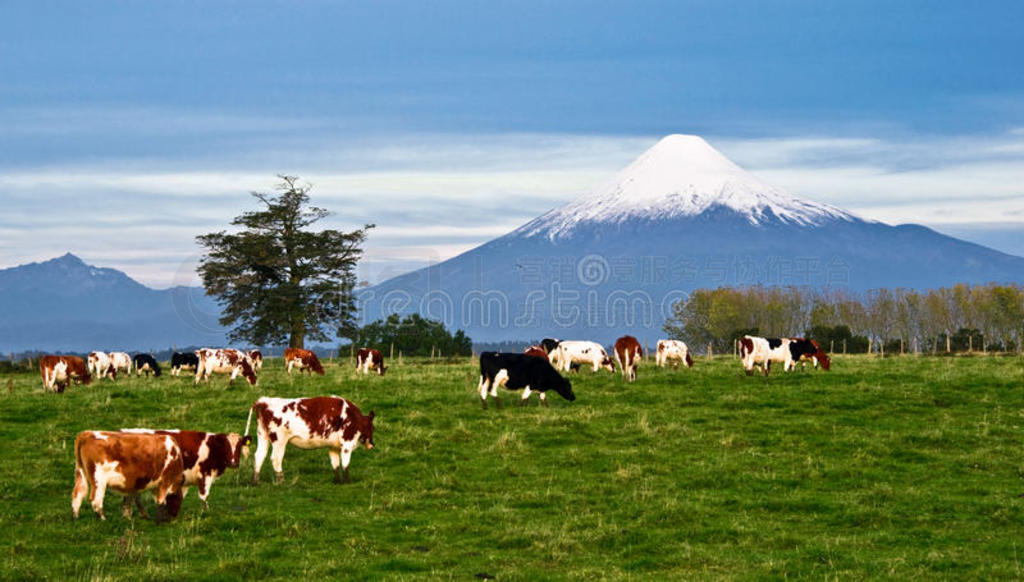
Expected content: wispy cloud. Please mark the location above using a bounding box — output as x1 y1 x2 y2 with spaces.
1 129 1022 286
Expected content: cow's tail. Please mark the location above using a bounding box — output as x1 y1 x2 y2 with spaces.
244 403 256 437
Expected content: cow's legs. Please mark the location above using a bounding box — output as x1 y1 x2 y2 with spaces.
329 449 345 483
133 495 152 519
539 391 549 407
90 475 107 520
286 360 294 374
519 386 532 406
478 374 490 409
122 496 135 518
252 433 269 485
339 446 353 483
270 441 287 484
197 476 212 510
71 467 88 519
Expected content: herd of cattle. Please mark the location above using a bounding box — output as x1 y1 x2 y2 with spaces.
48 334 828 522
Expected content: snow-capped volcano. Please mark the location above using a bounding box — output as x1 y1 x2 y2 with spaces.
519 134 858 239
359 134 1024 345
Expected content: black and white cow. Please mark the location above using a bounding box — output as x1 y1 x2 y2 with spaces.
170 352 200 376
133 353 162 377
477 352 575 409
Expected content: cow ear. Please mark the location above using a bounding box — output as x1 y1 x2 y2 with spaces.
367 411 375 421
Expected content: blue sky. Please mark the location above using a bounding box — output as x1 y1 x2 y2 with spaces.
1 1 1022 286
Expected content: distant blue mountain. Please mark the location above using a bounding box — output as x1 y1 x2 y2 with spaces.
0 253 228 353
357 135 1024 345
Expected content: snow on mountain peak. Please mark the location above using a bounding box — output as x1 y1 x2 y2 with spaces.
518 134 858 239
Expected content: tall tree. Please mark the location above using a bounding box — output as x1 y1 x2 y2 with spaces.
196 175 373 348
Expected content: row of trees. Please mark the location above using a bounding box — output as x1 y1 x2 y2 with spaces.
345 314 473 357
664 284 1024 355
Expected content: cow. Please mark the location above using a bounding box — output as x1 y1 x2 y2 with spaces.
614 335 643 382
739 335 795 376
87 351 117 381
109 352 133 376
245 396 375 485
552 341 615 373
133 353 162 377
40 355 92 392
523 345 549 359
540 338 561 355
355 348 387 376
284 347 325 376
194 348 258 386
170 351 200 376
248 350 263 371
478 352 575 409
656 339 694 368
120 429 251 510
71 431 184 522
786 338 832 372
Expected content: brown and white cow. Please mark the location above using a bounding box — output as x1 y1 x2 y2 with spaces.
72 431 184 522
284 347 325 376
87 351 117 381
195 348 258 386
613 335 643 382
246 396 375 484
248 350 263 371
121 429 251 510
355 348 387 376
109 352 133 376
553 341 615 373
656 339 694 368
40 355 92 392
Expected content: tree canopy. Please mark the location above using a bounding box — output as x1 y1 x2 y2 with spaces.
196 175 372 348
347 314 472 357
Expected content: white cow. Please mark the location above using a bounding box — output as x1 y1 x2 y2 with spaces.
553 340 615 373
108 352 132 375
739 335 795 376
87 351 116 380
656 340 694 368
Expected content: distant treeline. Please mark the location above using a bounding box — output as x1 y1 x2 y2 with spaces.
665 283 1024 355
342 313 472 358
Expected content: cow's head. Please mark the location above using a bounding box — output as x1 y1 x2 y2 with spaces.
360 411 375 450
225 433 252 465
152 361 162 377
377 364 387 377
240 360 258 386
106 364 117 380
601 356 615 373
536 360 575 402
816 353 832 371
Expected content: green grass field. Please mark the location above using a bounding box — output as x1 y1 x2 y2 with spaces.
2 354 1023 580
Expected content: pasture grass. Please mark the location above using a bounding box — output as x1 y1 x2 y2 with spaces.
1 353 1023 580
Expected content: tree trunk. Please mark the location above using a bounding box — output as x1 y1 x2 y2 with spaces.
289 320 306 349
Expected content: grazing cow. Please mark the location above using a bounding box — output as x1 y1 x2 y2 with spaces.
246 396 375 484
195 348 258 386
170 351 200 376
656 339 694 368
553 341 615 373
739 335 796 376
786 338 832 372
355 348 387 376
284 347 325 376
478 352 575 409
121 429 251 510
248 350 263 371
40 355 92 392
71 431 184 522
613 335 643 382
523 345 549 359
87 351 117 381
109 352 133 376
133 353 162 377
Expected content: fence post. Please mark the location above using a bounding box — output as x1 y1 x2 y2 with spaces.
707 342 713 361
